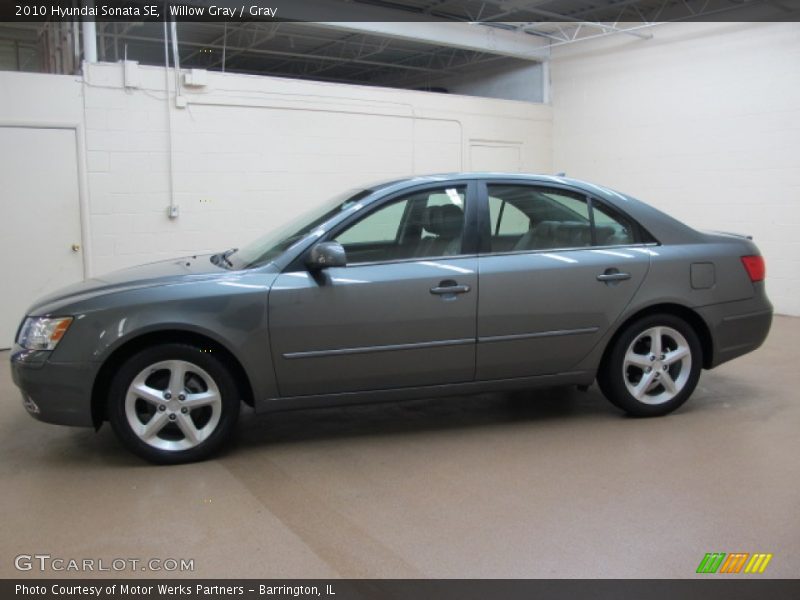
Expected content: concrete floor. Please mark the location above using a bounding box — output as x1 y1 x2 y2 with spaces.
1 316 798 579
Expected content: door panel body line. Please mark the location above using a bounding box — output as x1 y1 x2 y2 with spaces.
478 327 600 343
283 337 474 359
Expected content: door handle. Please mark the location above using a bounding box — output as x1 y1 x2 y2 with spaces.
430 280 471 295
596 269 631 283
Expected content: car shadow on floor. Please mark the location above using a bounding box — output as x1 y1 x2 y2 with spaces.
37 385 616 467
23 370 765 466
229 385 616 451
219 369 770 456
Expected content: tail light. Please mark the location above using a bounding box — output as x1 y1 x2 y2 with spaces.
741 255 765 282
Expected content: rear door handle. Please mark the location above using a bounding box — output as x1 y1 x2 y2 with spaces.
596 270 631 283
430 280 471 295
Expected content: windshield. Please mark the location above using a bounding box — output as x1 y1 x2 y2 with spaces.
227 189 373 269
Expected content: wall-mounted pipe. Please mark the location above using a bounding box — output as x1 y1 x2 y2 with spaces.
169 18 182 104
72 21 80 72
163 19 178 219
81 0 97 63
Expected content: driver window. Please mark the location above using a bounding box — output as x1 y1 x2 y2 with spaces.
336 201 405 245
334 186 466 264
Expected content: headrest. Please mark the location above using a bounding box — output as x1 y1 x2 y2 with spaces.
594 225 615 245
423 204 464 238
532 221 560 236
554 221 591 246
532 220 591 247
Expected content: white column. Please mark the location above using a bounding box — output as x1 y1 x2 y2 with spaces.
81 0 97 63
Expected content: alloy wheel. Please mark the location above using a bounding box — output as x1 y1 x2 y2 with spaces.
622 326 692 405
124 359 222 451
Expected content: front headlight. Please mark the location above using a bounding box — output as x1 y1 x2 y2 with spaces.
17 316 73 351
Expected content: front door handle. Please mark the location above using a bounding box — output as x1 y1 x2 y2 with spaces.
596 269 631 283
430 280 471 295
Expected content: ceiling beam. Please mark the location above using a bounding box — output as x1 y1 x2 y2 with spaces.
313 22 548 61
186 0 549 60
115 33 447 74
196 0 459 22
518 10 654 40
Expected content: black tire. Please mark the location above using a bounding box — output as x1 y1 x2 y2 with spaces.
597 314 703 417
108 343 241 464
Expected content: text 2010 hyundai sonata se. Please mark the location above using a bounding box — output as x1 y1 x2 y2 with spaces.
10 174 772 463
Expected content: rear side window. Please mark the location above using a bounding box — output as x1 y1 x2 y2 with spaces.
542 192 590 221
489 195 529 236
591 202 636 246
485 184 639 252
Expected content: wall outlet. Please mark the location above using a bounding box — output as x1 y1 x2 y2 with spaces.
184 69 208 87
167 205 179 219
123 60 140 88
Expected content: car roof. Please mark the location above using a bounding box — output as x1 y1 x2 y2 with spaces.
368 172 621 197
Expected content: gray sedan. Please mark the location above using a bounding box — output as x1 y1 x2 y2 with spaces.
10 174 772 463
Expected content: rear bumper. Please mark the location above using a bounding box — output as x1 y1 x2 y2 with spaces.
697 291 773 368
9 346 96 427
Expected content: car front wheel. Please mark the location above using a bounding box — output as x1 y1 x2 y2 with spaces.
598 314 702 417
108 343 240 464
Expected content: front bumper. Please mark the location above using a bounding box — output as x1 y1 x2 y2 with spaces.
10 346 96 427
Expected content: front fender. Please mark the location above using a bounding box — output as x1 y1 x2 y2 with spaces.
50 271 279 401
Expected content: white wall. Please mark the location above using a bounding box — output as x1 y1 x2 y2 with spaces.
551 22 800 315
0 71 83 121
0 64 553 278
3 22 797 317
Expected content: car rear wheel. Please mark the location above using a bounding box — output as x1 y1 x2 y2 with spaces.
598 314 702 416
108 343 240 464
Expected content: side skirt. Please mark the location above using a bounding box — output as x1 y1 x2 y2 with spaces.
254 371 595 414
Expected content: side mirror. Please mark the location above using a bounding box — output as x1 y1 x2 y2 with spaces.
306 241 347 270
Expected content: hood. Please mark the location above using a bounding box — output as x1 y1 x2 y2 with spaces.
28 254 230 315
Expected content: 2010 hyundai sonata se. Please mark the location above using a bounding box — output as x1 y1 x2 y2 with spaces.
10 174 772 463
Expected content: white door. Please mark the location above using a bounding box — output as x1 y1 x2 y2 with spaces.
0 127 84 349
